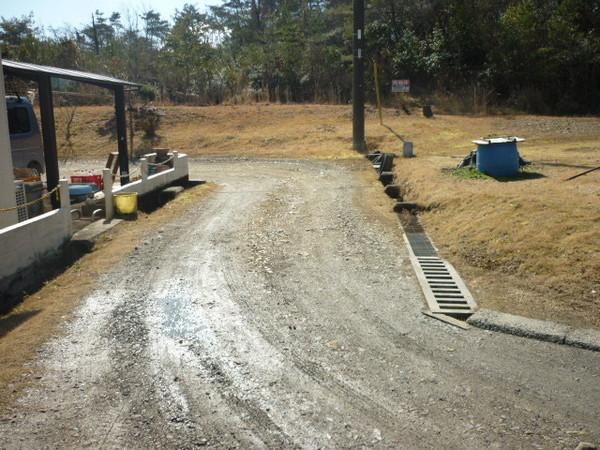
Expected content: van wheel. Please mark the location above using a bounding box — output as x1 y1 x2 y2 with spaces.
27 161 43 175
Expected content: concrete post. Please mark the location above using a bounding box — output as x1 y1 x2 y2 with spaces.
58 179 72 237
141 158 148 182
103 168 114 222
0 55 18 228
171 151 178 170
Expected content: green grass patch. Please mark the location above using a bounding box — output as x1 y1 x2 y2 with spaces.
451 167 491 180
451 165 545 182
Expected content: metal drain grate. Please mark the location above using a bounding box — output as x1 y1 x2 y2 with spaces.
403 233 478 315
405 233 437 257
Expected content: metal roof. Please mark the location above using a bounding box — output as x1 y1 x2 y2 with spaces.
2 59 140 89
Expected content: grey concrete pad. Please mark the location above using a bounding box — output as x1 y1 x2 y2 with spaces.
159 185 185 205
467 309 570 344
162 185 185 194
71 218 123 249
566 328 600 352
184 179 206 187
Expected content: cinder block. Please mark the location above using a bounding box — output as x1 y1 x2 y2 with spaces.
384 184 402 199
379 153 394 172
379 172 395 185
393 202 419 213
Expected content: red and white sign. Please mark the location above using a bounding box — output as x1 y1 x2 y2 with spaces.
392 79 410 93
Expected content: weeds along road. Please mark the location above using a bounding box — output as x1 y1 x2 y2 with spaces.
1 159 599 449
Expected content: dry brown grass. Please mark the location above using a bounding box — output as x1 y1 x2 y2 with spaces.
0 184 216 411
380 112 600 329
54 104 600 328
54 104 361 160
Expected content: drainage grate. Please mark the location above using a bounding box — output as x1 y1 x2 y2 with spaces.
405 232 437 257
403 233 478 315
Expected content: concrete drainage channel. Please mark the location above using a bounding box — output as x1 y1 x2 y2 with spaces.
367 151 600 351
368 150 478 328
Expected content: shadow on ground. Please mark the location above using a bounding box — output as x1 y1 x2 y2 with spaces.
494 171 546 182
0 310 41 339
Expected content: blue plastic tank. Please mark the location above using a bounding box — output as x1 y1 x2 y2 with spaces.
69 183 98 203
474 137 524 177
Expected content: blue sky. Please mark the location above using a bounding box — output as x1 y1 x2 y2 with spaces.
2 0 219 30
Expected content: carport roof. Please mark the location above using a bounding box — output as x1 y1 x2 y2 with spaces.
2 59 140 89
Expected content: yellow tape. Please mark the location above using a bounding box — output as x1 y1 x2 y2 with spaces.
0 185 60 213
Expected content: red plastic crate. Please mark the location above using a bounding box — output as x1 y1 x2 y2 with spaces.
70 174 103 190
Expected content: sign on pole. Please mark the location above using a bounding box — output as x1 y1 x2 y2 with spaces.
392 79 410 93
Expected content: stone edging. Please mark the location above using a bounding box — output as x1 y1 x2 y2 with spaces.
467 309 600 352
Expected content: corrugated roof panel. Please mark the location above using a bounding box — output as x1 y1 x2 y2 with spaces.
2 59 140 88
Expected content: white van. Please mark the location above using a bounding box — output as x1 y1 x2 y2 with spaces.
7 96 45 174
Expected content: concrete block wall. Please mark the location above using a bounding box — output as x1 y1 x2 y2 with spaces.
0 181 72 290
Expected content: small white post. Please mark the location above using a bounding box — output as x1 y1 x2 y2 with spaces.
141 158 148 181
103 168 114 222
58 179 73 236
171 150 178 170
58 179 70 209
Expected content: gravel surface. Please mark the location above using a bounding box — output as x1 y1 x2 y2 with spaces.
1 158 599 449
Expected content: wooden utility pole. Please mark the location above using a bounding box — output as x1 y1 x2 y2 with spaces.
352 0 366 152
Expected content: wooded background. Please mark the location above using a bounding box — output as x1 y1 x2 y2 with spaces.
1 0 599 114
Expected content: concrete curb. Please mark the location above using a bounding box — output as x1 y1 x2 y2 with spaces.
467 309 600 352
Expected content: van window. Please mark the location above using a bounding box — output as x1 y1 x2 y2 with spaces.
8 107 31 134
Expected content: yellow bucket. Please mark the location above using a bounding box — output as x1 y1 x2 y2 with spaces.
114 192 138 215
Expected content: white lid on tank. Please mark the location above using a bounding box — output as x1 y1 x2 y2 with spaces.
473 136 525 145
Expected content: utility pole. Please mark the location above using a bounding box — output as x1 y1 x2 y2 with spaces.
352 0 366 152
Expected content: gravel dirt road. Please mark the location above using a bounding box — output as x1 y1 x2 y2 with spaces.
1 159 599 449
